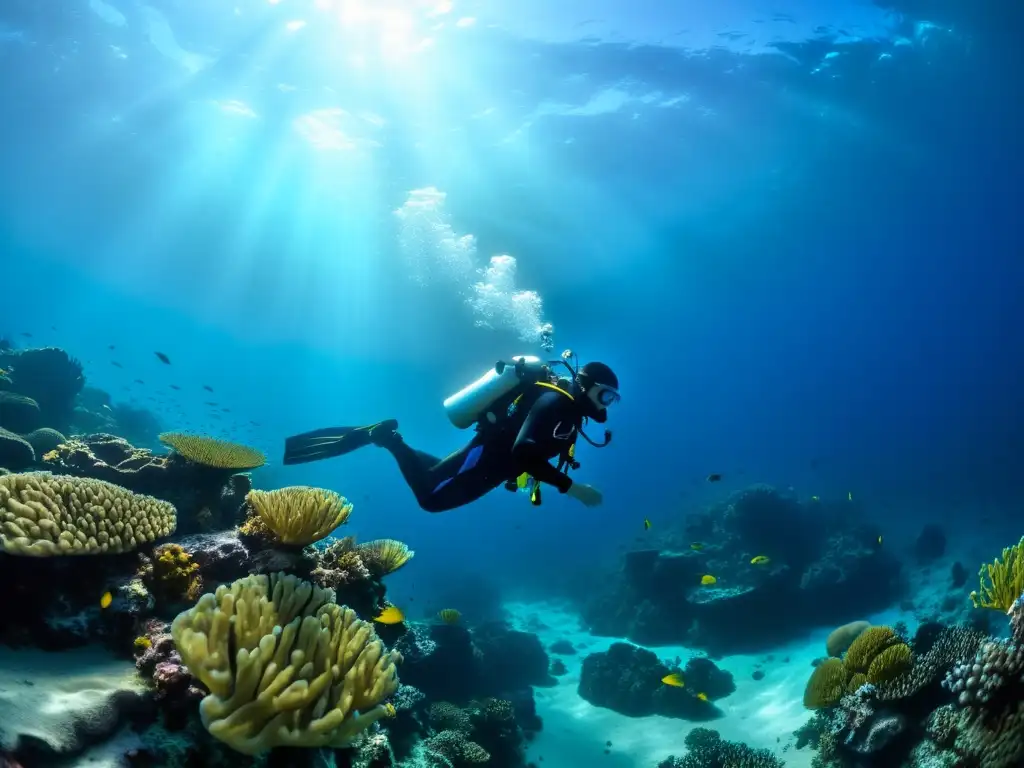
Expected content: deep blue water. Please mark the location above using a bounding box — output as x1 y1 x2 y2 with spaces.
1 0 1022 619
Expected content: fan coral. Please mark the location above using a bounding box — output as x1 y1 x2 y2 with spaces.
357 538 415 576
159 432 266 470
171 572 401 755
0 471 176 555
970 537 1024 611
805 658 848 709
826 620 871 658
245 486 352 546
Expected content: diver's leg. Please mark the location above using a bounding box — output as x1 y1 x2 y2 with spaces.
374 433 497 512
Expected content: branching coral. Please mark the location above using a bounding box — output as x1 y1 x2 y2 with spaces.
159 432 266 471
0 471 176 555
660 726 785 768
971 537 1024 611
357 538 415 577
245 486 352 546
170 572 401 755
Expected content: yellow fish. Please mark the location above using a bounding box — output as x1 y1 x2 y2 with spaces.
100 591 113 609
661 672 685 687
690 542 704 551
696 692 709 702
438 608 461 625
700 574 717 586
751 555 770 565
848 491 853 502
374 605 405 625
643 518 651 531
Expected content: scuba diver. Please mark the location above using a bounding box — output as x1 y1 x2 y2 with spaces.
282 351 619 513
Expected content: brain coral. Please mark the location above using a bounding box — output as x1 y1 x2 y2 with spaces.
0 471 177 556
804 658 848 709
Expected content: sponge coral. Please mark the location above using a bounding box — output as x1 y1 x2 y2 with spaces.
159 432 266 470
245 486 352 546
970 537 1024 611
170 572 401 755
0 471 176 556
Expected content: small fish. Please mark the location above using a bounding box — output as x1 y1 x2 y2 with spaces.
108 344 116 350
203 385 214 392
848 491 853 502
700 574 717 586
876 535 883 547
374 605 405 625
810 495 820 502
222 408 231 413
134 379 145 384
170 385 181 391
21 332 32 337
100 591 113 609
205 401 218 406
690 542 704 551
643 518 651 531
102 404 112 411
661 672 685 688
696 692 709 702
111 361 123 368
250 421 260 427
707 473 722 482
155 352 171 364
438 608 461 625
751 555 771 565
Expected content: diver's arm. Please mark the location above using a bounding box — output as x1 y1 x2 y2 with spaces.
510 392 574 492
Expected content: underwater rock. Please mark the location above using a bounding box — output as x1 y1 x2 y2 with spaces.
578 643 726 721
71 405 117 434
472 622 557 691
914 524 947 563
176 530 253 584
0 392 41 433
583 485 903 653
549 639 576 655
550 659 568 676
682 657 736 700
0 645 149 762
0 428 34 472
0 347 84 433
0 551 143 650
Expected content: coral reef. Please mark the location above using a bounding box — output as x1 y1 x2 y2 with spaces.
970 537 1024 611
245 486 352 546
41 433 252 535
658 727 785 768
582 485 902 652
0 346 84 433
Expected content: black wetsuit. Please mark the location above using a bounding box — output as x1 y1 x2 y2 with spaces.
379 387 587 512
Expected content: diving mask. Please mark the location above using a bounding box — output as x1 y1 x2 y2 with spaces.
590 383 620 408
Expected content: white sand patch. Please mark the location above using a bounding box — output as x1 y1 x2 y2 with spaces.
505 602 819 768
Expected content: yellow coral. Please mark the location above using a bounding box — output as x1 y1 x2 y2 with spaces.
246 486 352 546
866 643 912 685
153 543 202 602
42 449 59 462
804 658 848 709
159 432 266 470
357 538 415 576
134 636 152 652
0 471 176 556
171 572 401 755
845 626 900 673
970 537 1024 611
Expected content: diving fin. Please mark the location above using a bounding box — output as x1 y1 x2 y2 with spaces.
282 420 398 465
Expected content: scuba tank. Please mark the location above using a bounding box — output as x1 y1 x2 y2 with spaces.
443 355 547 429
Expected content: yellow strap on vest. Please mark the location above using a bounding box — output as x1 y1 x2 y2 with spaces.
535 381 575 400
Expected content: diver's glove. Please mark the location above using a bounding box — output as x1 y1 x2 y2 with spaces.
566 482 603 508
